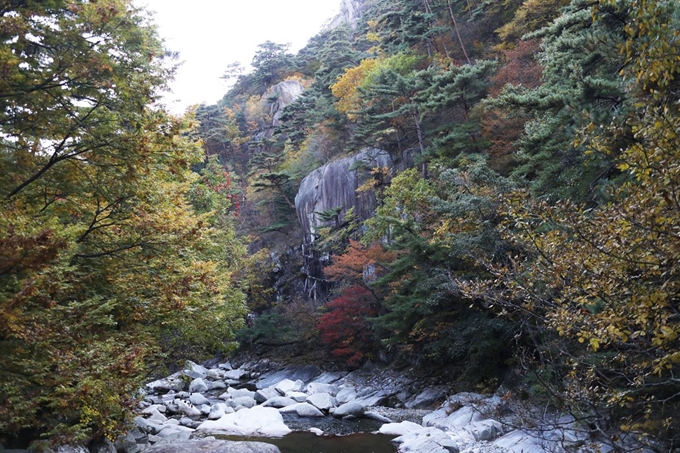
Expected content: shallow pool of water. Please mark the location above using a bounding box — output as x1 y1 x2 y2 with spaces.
269 432 396 453
218 432 397 453
212 413 397 453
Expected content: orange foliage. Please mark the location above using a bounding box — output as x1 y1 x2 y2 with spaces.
330 59 378 119
483 40 543 166
324 239 397 286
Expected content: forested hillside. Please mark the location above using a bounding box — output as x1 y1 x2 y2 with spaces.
195 0 680 447
1 0 679 450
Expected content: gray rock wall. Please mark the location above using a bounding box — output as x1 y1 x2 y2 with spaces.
327 0 366 30
254 80 305 142
265 79 305 127
295 148 392 244
294 148 396 300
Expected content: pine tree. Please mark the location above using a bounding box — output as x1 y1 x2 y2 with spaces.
493 0 631 201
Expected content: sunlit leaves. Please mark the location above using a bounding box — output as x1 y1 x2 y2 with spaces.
331 58 378 119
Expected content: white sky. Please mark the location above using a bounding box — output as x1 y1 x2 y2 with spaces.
134 1 340 113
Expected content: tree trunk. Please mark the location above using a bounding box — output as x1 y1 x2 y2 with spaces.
446 0 471 65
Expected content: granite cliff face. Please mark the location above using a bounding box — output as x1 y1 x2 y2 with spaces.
293 148 405 299
264 79 305 127
295 148 392 244
255 79 305 141
327 0 366 30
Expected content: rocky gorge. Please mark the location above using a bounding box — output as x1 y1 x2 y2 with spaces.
101 359 654 453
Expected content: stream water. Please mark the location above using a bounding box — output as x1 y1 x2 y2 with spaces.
215 432 397 453
264 432 397 453
213 413 397 453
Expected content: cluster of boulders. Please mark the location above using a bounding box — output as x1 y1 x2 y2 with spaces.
381 392 580 453
120 360 655 453
120 361 389 452
381 391 658 453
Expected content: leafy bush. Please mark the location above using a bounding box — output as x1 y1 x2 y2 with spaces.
318 286 379 367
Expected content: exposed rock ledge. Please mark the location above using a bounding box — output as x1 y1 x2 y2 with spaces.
144 438 279 453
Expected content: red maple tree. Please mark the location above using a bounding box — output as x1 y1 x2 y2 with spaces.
317 285 379 367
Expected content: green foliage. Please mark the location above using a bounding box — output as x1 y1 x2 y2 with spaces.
462 0 680 444
418 312 515 385
155 0 680 446
421 60 497 160
364 161 514 357
493 0 630 201
350 60 428 159
0 0 246 444
236 314 294 347
360 0 449 57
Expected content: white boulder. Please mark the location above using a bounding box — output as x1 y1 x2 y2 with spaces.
224 368 247 380
306 393 336 411
254 387 280 403
228 388 256 399
196 406 292 437
189 393 210 406
262 396 298 408
332 401 365 418
295 403 325 418
335 386 357 403
305 382 339 396
493 430 551 453
392 426 459 453
188 378 208 393
379 421 424 436
285 391 308 402
233 396 257 409
424 405 484 431
274 379 300 395
175 400 201 417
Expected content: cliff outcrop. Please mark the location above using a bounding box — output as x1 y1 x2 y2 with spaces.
295 148 392 244
263 79 305 127
327 0 366 30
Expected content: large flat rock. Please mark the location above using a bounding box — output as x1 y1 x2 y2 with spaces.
196 406 291 437
143 438 280 453
255 366 322 389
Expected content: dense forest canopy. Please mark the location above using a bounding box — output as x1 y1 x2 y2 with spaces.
0 0 246 445
1 0 679 450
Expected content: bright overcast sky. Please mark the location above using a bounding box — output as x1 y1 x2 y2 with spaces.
134 1 340 113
